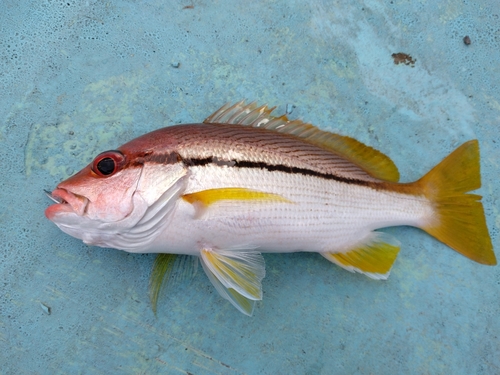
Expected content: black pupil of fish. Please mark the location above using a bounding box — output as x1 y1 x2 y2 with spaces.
96 157 115 175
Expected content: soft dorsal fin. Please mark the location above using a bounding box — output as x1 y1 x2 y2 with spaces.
204 101 400 182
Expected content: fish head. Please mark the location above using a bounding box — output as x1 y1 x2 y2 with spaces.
45 146 188 250
46 150 138 221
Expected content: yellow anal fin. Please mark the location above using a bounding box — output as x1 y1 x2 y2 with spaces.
321 232 400 280
182 187 291 207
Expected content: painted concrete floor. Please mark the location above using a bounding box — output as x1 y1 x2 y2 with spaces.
1 1 499 374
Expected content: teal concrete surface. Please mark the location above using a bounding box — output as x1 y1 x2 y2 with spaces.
1 1 499 374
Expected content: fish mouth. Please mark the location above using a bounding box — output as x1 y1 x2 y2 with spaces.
44 188 89 219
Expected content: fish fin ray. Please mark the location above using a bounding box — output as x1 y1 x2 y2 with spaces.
148 253 178 315
148 255 199 315
321 232 400 280
306 132 399 182
200 258 255 316
200 248 265 301
415 140 496 265
204 101 399 182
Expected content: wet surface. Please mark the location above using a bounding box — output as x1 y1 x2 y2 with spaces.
1 1 499 374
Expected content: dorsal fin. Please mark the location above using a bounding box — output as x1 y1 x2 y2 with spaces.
204 101 399 182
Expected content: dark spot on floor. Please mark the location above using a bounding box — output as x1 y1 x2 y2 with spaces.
391 52 416 67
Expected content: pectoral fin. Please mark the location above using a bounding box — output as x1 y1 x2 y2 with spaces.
200 248 266 315
321 232 400 280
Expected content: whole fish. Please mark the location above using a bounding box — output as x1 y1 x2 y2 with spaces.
45 102 496 315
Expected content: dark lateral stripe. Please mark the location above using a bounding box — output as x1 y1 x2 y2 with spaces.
182 156 373 187
128 151 181 167
132 151 375 186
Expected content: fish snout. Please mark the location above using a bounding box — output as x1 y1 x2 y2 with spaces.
45 188 89 219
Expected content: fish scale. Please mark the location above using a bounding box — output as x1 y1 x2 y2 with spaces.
156 164 431 258
45 101 496 315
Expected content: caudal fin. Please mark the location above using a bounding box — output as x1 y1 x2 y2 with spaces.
417 140 496 265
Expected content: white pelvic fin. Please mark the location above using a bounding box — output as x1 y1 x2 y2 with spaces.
201 260 256 316
321 232 400 280
199 247 265 316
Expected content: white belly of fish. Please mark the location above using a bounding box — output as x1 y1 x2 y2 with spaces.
146 165 433 256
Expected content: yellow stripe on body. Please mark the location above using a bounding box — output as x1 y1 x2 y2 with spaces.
182 187 292 207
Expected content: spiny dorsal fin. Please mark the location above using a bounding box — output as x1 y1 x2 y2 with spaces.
204 101 399 182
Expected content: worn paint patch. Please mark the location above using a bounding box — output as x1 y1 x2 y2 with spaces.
25 72 144 178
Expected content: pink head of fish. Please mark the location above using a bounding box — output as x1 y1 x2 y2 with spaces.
45 127 188 248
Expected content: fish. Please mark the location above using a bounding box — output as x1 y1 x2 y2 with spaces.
45 101 497 315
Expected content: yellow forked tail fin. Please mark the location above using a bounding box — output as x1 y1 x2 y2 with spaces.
417 140 496 265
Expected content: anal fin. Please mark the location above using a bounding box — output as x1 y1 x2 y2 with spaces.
321 232 400 280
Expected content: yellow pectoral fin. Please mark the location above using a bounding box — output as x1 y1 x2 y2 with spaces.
182 188 291 207
322 232 400 280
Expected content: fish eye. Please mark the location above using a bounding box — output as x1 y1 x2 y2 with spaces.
97 158 115 175
91 150 126 177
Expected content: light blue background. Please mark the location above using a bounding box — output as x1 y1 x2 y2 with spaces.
1 1 499 374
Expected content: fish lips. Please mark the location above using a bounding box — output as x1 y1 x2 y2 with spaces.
45 188 89 220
